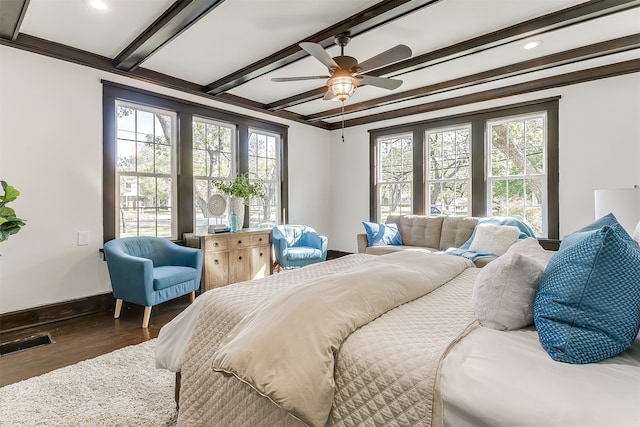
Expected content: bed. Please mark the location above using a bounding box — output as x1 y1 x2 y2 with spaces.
155 250 640 427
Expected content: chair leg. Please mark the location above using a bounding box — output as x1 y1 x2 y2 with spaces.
114 299 123 319
189 291 195 304
142 306 152 329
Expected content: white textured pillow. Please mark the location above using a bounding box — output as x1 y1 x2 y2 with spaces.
473 238 554 330
468 223 520 256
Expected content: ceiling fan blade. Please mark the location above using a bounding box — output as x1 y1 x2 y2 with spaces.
271 76 329 82
359 75 403 90
300 42 340 71
357 44 412 74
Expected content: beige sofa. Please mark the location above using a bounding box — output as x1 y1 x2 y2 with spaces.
357 214 496 267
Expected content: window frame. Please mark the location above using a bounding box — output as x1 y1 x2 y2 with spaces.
369 97 559 239
103 81 289 243
374 132 414 223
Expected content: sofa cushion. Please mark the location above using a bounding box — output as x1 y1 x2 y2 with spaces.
439 217 478 251
362 222 402 246
534 218 640 364
386 215 444 249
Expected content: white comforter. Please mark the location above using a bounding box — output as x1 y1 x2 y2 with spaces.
156 253 640 427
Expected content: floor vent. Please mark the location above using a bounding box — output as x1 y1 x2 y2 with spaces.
0 333 53 356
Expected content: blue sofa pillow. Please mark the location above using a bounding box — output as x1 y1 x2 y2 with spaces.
362 222 402 247
534 218 640 364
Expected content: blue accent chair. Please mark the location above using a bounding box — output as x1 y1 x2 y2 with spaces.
103 236 203 328
272 225 328 270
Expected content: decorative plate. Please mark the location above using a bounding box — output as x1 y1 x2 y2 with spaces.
207 194 226 216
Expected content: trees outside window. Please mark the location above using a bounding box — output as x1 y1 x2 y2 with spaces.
193 117 235 231
488 113 547 236
248 129 280 227
426 125 471 217
115 102 177 239
376 134 412 223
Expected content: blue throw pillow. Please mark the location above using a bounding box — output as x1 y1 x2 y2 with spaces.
362 222 402 247
534 220 640 364
558 212 619 250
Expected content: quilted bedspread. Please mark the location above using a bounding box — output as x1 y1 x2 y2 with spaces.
177 253 480 427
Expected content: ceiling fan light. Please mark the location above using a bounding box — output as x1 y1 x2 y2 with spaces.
328 75 357 101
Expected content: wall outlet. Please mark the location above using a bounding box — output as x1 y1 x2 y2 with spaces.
77 231 89 246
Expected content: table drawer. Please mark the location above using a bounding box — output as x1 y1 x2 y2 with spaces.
251 232 270 246
204 236 229 252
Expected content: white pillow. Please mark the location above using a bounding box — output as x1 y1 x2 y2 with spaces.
633 220 640 245
473 238 554 330
468 223 520 256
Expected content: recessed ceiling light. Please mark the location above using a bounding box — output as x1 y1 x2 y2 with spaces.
86 0 108 10
522 40 542 50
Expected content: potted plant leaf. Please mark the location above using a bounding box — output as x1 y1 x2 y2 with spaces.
213 173 265 230
0 181 26 243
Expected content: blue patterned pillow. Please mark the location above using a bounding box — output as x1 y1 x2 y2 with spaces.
362 222 402 247
559 212 619 250
534 221 640 364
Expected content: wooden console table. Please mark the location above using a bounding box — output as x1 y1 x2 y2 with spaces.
184 229 272 292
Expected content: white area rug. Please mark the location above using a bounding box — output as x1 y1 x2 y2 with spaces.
0 339 177 426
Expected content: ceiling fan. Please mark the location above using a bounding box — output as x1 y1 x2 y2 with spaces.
271 33 412 102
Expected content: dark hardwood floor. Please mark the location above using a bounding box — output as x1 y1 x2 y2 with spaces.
0 295 190 387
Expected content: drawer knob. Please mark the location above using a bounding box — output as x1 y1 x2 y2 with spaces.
259 252 263 257
214 242 219 247
238 256 243 260
238 240 242 244
214 259 219 264
258 237 263 242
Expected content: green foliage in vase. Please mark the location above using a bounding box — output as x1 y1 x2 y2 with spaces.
213 173 265 205
0 181 26 243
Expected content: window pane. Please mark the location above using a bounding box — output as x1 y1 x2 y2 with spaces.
425 125 471 216
192 118 237 232
488 112 546 236
248 129 280 228
377 134 412 222
115 101 177 239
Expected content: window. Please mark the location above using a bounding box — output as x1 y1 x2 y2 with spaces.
103 83 288 242
487 113 547 236
248 128 280 227
115 101 177 239
375 133 413 223
193 117 235 232
369 98 559 239
426 125 471 216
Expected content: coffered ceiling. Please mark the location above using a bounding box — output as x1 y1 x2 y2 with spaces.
1 0 638 129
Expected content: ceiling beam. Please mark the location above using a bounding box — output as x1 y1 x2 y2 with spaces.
203 0 443 95
332 59 640 129
267 0 640 111
307 34 640 122
114 0 226 72
0 0 29 40
0 33 329 130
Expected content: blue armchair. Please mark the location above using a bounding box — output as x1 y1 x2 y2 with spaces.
103 236 203 328
272 225 328 270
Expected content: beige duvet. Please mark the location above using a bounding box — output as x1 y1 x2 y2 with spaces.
211 252 473 426
176 252 480 427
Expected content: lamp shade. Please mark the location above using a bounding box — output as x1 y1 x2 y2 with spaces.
594 186 640 235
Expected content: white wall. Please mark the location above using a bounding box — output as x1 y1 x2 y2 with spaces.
2 44 638 313
0 46 331 313
328 73 640 252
